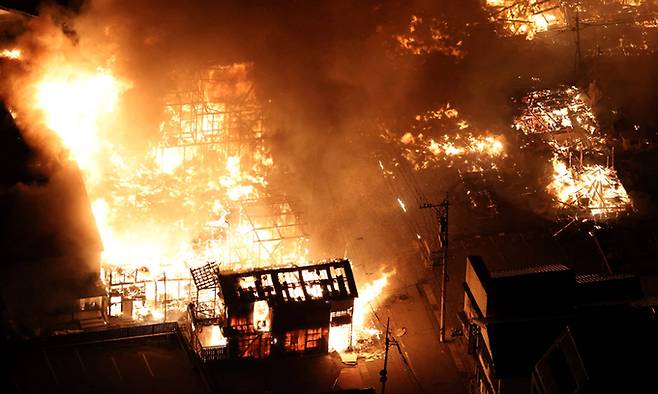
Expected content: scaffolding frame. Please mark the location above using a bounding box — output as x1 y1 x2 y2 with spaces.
106 267 194 320
232 196 310 267
190 262 222 321
158 63 266 167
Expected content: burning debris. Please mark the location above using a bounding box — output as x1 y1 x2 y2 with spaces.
514 86 632 218
388 104 506 172
485 0 567 40
514 85 604 154
548 156 631 217
395 15 464 58
485 0 658 56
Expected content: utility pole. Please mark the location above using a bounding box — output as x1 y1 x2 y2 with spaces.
420 193 449 342
574 5 582 79
379 317 394 394
589 230 612 275
163 272 167 322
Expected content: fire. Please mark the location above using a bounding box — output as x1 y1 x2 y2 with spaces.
252 300 271 332
548 156 631 218
424 134 504 158
12 36 306 321
1 48 22 59
485 0 566 40
395 15 463 58
34 66 129 171
514 86 632 218
390 105 506 171
328 270 393 353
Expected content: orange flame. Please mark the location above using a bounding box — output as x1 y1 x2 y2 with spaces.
328 270 394 353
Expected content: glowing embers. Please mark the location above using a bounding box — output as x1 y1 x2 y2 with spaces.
391 104 506 172
197 325 228 347
158 63 265 174
548 156 631 218
513 86 605 155
514 86 599 136
395 15 464 58
0 48 21 59
106 266 194 321
252 300 271 332
514 86 632 218
485 0 566 40
578 1 658 57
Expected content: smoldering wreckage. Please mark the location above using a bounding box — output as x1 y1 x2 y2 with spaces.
1 1 658 394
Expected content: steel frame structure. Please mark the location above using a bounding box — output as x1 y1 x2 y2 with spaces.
105 267 194 320
158 63 266 167
232 196 310 268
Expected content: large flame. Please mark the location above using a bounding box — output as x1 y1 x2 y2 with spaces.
34 66 128 171
13 37 306 321
485 0 566 40
548 156 631 217
328 270 393 353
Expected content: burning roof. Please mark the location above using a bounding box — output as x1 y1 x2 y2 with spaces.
387 104 507 173
395 15 464 58
514 86 632 218
485 0 658 55
218 258 358 306
548 157 631 217
485 0 567 40
514 86 605 154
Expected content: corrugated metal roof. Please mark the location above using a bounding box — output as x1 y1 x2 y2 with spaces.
576 273 635 284
491 263 571 278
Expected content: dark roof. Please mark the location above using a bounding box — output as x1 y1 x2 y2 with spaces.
491 264 570 278
3 323 212 394
219 259 358 306
467 256 576 318
576 273 644 305
537 310 658 393
465 256 649 379
487 317 568 378
468 256 645 319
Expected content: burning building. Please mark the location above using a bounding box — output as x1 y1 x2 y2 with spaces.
485 0 658 57
93 62 312 323
513 85 632 218
391 104 506 173
186 258 358 361
485 0 567 40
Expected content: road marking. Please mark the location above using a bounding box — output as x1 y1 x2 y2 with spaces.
142 353 155 377
74 347 87 374
433 310 442 326
423 283 438 306
447 343 466 372
110 356 123 382
42 349 59 385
